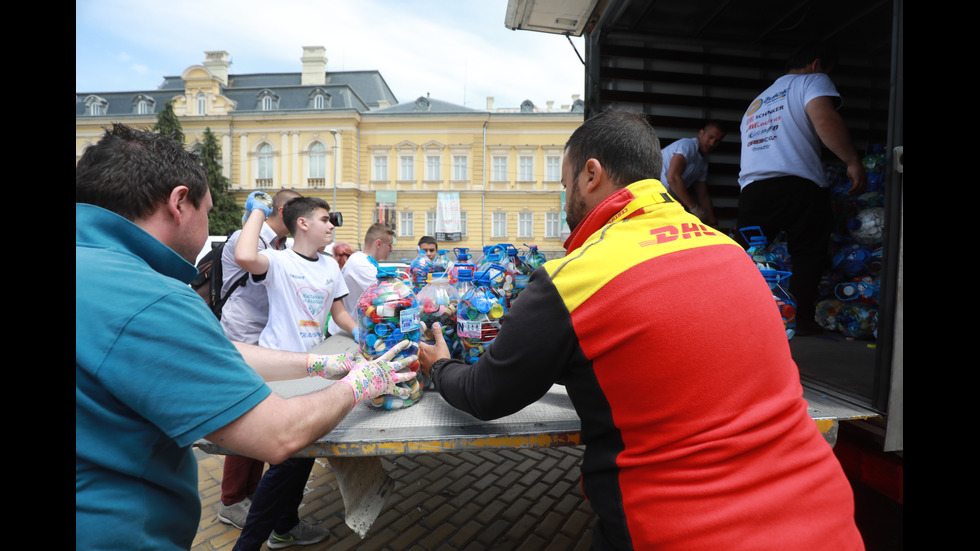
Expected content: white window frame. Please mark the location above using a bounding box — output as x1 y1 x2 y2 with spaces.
492 156 508 182
460 211 468 237
426 211 437 235
314 94 325 109
373 154 388 181
452 155 468 181
545 212 561 238
518 212 534 238
399 211 415 237
257 144 273 180
399 155 415 181
492 212 508 239
262 96 273 111
519 155 534 182
197 93 207 115
545 155 561 182
309 142 326 179
426 154 441 181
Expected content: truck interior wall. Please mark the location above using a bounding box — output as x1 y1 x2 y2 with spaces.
581 0 901 429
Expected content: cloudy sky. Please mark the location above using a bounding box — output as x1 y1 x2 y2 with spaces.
76 0 587 110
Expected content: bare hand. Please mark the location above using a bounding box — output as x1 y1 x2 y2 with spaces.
419 322 451 377
846 162 868 196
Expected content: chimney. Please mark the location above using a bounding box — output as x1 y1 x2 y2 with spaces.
546 100 554 111
203 51 230 85
301 46 327 85
486 96 494 110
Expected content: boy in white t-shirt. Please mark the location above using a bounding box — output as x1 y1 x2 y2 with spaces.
232 193 357 549
236 195 356 353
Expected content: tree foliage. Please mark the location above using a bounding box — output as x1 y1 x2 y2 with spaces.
153 100 184 145
199 127 242 236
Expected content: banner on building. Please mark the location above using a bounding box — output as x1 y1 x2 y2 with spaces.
375 191 397 234
435 192 462 242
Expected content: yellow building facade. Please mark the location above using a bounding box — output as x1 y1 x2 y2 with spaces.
76 47 583 260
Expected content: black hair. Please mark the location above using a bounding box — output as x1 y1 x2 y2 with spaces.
785 43 838 72
76 123 207 221
418 235 438 247
564 109 662 188
702 120 728 134
282 196 330 234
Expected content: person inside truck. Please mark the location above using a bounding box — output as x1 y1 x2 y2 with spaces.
659 120 726 227
737 42 868 335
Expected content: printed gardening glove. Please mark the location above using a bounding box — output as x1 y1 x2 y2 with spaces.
243 190 273 221
307 350 361 378
339 341 419 407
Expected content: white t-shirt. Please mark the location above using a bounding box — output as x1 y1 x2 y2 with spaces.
219 223 278 344
738 73 840 189
257 249 348 353
326 251 378 335
660 137 707 192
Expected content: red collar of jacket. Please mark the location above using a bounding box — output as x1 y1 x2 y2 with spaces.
563 179 671 253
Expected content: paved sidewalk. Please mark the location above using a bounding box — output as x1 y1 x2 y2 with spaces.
193 447 597 551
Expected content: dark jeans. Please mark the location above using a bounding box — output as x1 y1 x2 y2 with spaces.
232 457 315 551
737 176 832 330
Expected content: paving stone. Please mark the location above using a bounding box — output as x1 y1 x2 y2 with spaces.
194 447 597 551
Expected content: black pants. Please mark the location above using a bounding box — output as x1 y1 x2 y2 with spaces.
737 176 831 331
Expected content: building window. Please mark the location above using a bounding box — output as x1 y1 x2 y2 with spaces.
399 211 415 237
519 156 534 181
309 89 331 109
460 211 468 237
518 212 534 238
426 211 436 235
426 155 441 181
85 95 108 116
373 155 388 181
492 212 507 238
399 155 414 181
546 212 561 238
545 155 561 182
492 156 508 182
137 100 149 115
453 155 468 181
262 96 272 110
197 93 207 115
309 142 326 187
257 144 273 183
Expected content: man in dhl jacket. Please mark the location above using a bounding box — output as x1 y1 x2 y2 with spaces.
420 109 863 550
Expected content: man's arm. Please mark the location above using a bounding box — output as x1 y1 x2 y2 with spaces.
805 96 868 195
693 181 717 227
234 210 271 275
665 154 699 212
206 383 355 464
231 341 310 381
209 342 416 464
665 154 710 222
420 268 580 420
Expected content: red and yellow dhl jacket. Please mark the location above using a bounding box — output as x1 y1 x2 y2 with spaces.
433 179 863 550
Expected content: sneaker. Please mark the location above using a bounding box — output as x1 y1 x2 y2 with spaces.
267 520 330 549
217 497 252 530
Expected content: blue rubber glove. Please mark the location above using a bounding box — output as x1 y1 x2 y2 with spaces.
243 191 273 222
